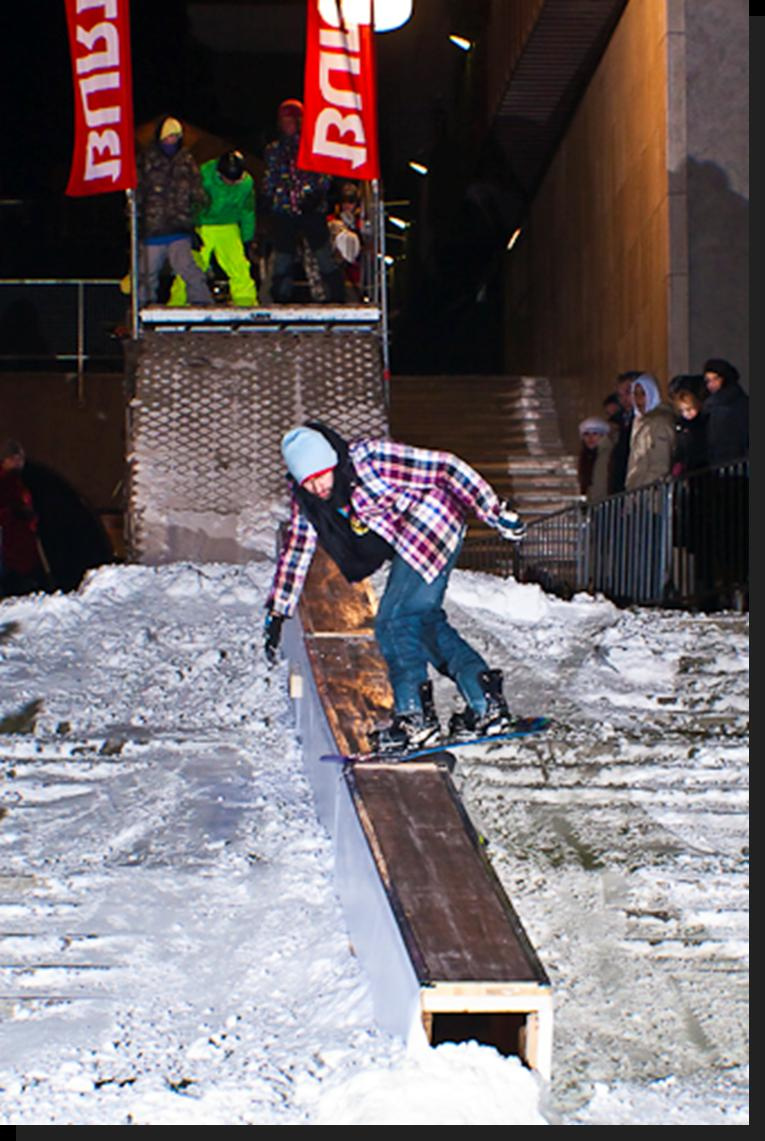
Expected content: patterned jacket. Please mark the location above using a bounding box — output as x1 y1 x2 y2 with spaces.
136 143 209 239
261 134 331 217
267 438 506 616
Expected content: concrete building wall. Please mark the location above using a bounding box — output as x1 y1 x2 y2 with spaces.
503 0 748 451
677 0 748 387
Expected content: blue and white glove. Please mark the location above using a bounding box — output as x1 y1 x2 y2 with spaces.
495 502 527 542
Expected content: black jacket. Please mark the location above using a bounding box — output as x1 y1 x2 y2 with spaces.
672 414 709 475
704 382 749 465
291 422 393 582
608 410 633 494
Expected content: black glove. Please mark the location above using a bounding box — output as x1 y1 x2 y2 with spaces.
264 611 284 664
495 502 527 542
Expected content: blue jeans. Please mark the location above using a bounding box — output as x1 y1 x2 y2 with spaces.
375 545 489 715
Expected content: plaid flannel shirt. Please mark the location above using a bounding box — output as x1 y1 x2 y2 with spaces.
267 437 505 617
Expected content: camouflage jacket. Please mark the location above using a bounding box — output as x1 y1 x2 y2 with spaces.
135 143 209 238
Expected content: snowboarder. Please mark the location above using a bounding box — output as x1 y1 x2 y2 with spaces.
263 422 527 752
134 115 213 308
168 149 258 307
260 99 345 304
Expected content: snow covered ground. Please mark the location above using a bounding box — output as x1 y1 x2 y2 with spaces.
0 558 748 1125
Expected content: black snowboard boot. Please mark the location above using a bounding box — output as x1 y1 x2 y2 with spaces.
371 680 441 753
448 668 513 740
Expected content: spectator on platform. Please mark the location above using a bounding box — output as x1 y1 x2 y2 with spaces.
0 439 49 597
625 374 676 491
169 149 258 307
577 417 612 503
134 115 213 308
263 422 527 753
261 100 345 304
702 358 749 464
608 370 642 494
327 181 365 301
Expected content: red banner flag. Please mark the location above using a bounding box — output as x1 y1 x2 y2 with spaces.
64 0 136 196
298 0 380 181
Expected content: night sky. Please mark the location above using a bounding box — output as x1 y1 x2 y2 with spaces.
1 1 507 371
2 1 310 276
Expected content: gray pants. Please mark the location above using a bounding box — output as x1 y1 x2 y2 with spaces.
138 237 212 306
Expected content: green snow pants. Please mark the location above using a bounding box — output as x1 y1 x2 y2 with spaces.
169 223 257 307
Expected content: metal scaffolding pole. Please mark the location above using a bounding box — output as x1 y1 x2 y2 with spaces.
126 188 140 340
371 178 390 406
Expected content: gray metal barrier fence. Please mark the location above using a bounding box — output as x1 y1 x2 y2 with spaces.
462 459 748 612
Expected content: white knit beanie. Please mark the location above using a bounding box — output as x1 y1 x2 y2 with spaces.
578 417 610 438
281 427 338 485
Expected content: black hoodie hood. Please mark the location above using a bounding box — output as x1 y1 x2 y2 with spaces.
290 421 392 582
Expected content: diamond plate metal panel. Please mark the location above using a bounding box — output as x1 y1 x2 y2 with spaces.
127 329 387 563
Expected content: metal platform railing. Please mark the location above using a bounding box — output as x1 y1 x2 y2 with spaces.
461 459 749 612
0 279 126 375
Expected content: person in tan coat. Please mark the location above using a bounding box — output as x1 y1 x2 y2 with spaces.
625 374 676 491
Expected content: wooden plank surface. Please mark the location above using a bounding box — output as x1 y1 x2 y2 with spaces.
347 764 549 985
299 546 377 635
305 637 392 756
295 534 549 991
299 545 392 755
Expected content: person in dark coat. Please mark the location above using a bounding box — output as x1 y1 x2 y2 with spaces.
261 99 345 304
0 440 49 597
20 461 115 593
700 359 748 606
702 358 749 464
670 376 709 477
135 115 213 307
608 369 642 494
667 378 710 600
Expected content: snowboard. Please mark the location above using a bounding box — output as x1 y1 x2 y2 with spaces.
320 716 551 766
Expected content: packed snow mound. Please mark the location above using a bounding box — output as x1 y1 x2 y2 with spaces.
0 562 749 1125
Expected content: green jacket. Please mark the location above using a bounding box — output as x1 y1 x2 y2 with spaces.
196 159 256 242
